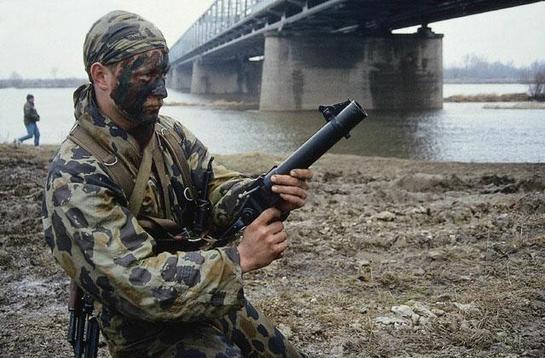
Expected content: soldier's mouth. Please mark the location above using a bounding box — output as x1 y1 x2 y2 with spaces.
143 105 161 114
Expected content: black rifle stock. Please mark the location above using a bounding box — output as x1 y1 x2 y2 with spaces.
67 280 100 358
218 100 367 241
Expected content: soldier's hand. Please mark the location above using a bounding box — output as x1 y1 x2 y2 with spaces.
271 168 313 212
237 208 287 273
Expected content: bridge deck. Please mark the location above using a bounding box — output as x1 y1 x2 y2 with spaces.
170 0 542 66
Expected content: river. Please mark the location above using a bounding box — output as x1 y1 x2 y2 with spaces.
0 84 543 162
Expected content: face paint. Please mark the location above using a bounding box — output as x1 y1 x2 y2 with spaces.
110 49 169 126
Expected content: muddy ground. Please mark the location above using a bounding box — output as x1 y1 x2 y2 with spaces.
0 144 544 357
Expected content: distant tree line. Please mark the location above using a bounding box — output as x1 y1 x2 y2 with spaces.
444 55 545 85
0 72 87 89
2 57 544 100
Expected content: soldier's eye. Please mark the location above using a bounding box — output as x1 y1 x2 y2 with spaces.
138 74 152 83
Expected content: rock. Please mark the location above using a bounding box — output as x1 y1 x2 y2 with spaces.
417 316 432 326
375 316 410 327
460 320 471 330
412 302 437 318
454 302 480 313
414 268 426 276
357 259 371 267
349 322 363 330
427 250 446 261
391 305 415 318
409 206 428 215
493 213 511 227
373 211 396 221
330 344 344 356
277 323 293 339
359 305 369 314
431 308 446 316
380 259 398 265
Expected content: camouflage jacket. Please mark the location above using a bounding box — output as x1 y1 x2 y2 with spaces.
24 101 40 126
42 96 254 350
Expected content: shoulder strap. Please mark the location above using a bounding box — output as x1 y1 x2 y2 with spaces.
156 122 196 201
68 122 196 218
68 124 135 202
127 134 156 216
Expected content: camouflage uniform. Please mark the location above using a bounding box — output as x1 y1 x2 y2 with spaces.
42 10 302 358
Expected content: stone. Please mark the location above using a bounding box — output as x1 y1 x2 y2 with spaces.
412 302 437 318
453 302 480 313
375 316 410 327
391 305 415 318
277 323 293 339
374 211 396 221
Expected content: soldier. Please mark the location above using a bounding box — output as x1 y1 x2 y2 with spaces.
42 10 313 358
15 94 40 146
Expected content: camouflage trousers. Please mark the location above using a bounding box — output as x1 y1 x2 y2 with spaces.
102 300 302 358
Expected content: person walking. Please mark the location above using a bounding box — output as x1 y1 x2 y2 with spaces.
15 94 40 146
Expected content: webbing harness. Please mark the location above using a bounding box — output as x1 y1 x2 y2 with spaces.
67 121 195 217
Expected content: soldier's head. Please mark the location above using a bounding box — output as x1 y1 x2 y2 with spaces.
84 10 169 128
26 94 34 103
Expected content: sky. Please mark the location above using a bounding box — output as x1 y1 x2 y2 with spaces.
0 0 544 79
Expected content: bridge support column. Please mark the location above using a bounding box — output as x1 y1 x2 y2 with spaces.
259 27 443 111
190 59 262 95
167 65 192 92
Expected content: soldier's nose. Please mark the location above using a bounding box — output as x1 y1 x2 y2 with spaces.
151 78 167 99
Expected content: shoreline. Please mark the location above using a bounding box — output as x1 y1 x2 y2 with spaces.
5 144 545 166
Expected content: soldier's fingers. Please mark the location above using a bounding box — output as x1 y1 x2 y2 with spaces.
281 180 309 191
267 221 285 235
272 185 307 199
253 207 282 225
274 241 288 258
269 230 287 245
290 169 313 180
279 193 306 208
271 175 302 187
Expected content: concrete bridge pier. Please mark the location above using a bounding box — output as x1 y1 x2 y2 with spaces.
167 65 192 92
189 58 262 95
259 27 443 111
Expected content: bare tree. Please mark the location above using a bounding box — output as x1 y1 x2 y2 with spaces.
528 61 545 101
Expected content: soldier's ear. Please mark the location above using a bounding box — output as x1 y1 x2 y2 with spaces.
90 63 114 91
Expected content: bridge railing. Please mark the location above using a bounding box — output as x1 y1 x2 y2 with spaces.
170 0 273 63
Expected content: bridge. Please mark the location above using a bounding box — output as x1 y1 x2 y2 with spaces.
167 0 542 110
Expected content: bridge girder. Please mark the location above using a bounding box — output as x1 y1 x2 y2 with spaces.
170 0 543 67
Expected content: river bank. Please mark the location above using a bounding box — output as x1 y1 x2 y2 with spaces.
0 144 544 357
163 93 544 110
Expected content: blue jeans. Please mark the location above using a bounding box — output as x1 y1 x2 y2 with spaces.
18 122 40 146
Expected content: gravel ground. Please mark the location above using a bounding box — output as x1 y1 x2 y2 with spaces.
1 144 544 357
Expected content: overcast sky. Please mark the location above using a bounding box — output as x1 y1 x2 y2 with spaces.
0 0 544 79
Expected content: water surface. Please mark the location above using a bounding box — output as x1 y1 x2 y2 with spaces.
0 85 543 162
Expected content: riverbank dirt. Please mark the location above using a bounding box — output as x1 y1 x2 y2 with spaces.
444 93 530 102
1 144 544 357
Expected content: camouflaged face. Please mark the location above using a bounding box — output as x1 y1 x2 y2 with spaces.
83 10 167 79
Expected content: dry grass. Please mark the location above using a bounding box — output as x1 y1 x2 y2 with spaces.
445 93 529 102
